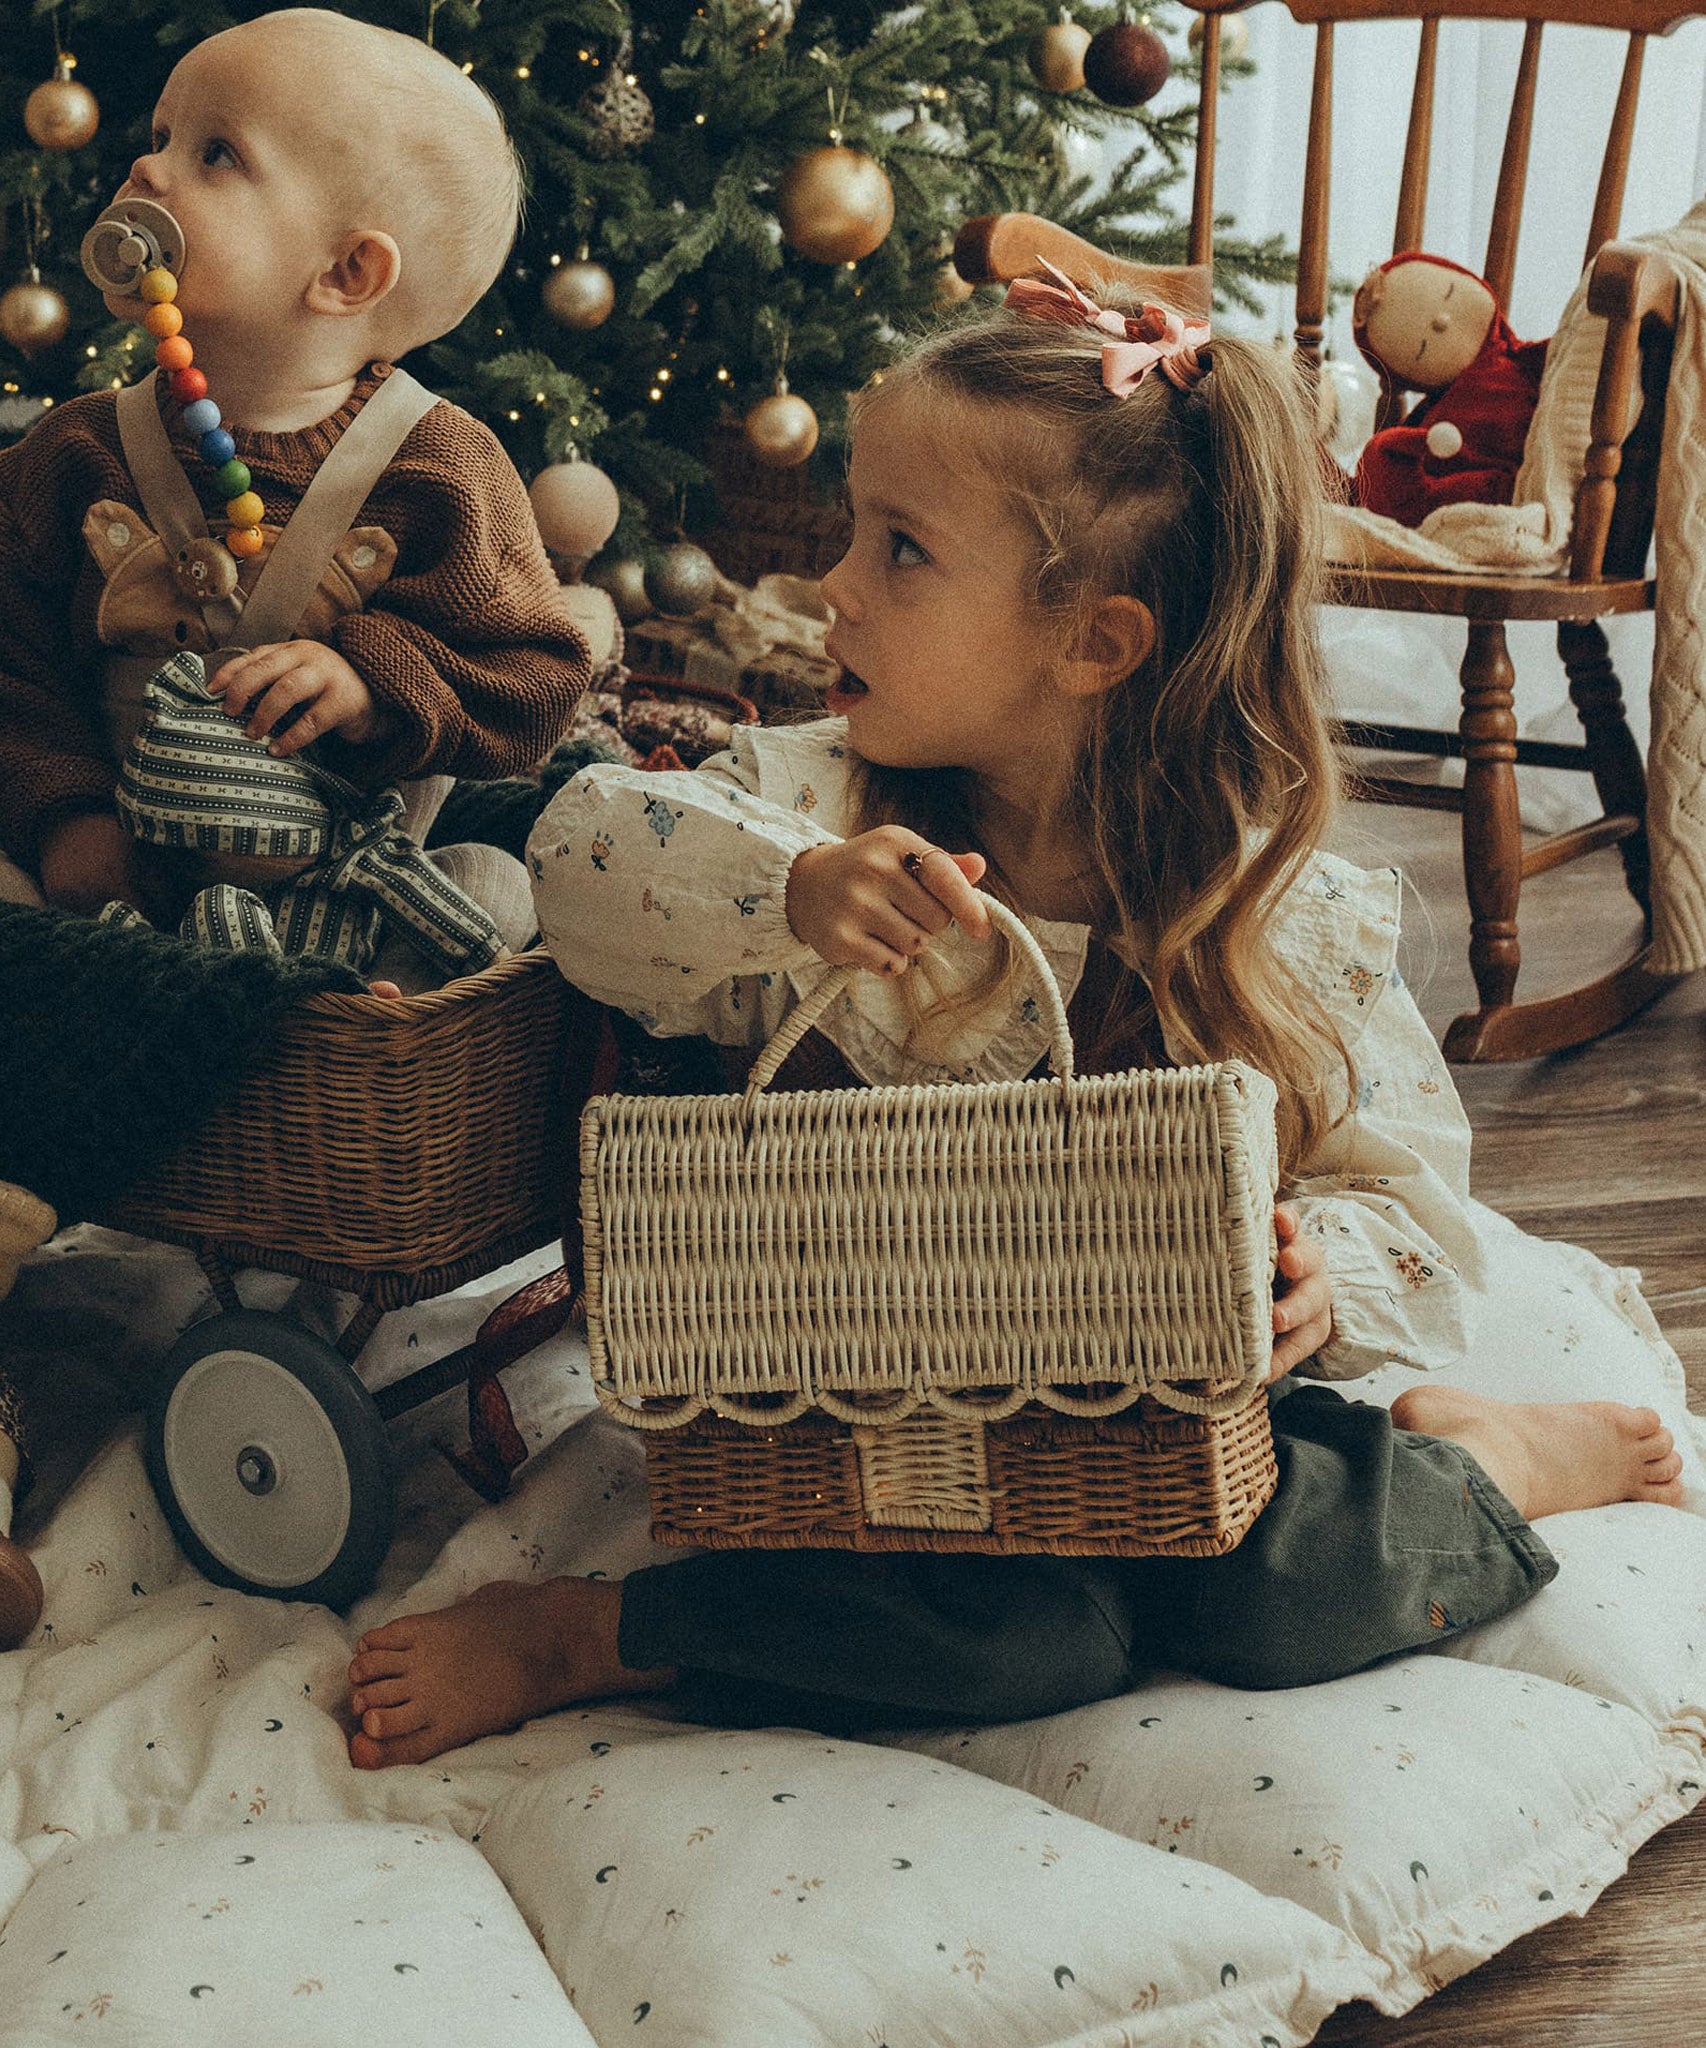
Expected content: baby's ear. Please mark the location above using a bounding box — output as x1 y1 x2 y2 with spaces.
305 231 402 318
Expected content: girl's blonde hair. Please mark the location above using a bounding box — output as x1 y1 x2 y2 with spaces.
850 296 1352 1175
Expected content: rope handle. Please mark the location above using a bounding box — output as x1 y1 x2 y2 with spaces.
742 895 1075 1112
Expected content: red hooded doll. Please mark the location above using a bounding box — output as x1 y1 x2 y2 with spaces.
1351 252 1549 528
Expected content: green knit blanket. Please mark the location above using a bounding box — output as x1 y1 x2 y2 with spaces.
0 902 363 1222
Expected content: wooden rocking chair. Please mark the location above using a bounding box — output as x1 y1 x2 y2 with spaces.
955 0 1698 1062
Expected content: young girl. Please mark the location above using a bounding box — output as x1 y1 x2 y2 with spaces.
346 276 1687 1768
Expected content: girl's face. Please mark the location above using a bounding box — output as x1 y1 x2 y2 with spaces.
821 388 1069 783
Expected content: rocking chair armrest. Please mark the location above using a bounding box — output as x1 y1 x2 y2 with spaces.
1586 241 1681 330
1570 243 1681 583
953 212 1213 318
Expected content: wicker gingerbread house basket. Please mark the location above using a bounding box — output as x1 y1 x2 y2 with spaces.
582 902 1281 1557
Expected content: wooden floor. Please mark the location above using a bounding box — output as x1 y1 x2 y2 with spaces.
1314 801 1706 2048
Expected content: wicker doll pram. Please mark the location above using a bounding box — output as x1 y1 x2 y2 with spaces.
583 901 1282 1558
105 953 606 1608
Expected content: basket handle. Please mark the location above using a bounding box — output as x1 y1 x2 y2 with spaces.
741 895 1075 1110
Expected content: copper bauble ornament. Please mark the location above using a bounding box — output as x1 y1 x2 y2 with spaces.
743 384 819 469
529 459 622 564
0 276 69 355
1084 19 1171 106
776 146 894 265
25 56 99 151
580 35 654 160
646 541 719 617
587 555 654 625
1188 11 1250 63
543 254 616 330
1029 13 1092 93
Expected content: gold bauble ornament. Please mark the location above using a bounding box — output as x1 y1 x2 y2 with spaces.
587 555 654 625
25 56 99 151
1029 13 1092 93
1187 11 1250 63
776 146 894 265
0 276 69 355
743 384 819 469
543 254 616 330
529 459 622 564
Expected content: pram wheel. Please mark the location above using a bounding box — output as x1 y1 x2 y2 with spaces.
145 1309 396 1608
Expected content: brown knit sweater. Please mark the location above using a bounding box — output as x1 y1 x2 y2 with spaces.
0 363 591 866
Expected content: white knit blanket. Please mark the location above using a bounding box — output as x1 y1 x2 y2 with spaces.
1326 199 1706 974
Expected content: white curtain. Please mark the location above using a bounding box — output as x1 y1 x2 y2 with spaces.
1151 7 1706 826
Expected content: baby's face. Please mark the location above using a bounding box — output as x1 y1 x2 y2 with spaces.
109 32 356 340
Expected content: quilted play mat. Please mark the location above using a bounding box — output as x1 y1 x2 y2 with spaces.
1 1212 1703 2047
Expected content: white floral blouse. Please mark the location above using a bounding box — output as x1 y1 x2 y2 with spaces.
528 717 1483 1382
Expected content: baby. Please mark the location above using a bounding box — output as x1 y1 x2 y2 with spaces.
0 9 590 1650
0 9 589 973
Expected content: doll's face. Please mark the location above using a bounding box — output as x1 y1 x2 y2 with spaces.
1357 261 1498 391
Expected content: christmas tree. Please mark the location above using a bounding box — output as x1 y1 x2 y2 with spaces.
0 0 1287 578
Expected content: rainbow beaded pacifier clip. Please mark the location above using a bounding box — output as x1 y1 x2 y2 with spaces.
80 197 264 567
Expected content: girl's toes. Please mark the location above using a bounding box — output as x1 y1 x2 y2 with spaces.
1644 1450 1684 1487
348 1647 408 1686
348 1730 385 1770
351 1676 415 1714
362 1701 431 1741
356 1620 415 1655
364 1727 445 1771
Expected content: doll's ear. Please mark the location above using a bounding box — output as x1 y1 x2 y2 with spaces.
1352 267 1385 334
83 500 160 577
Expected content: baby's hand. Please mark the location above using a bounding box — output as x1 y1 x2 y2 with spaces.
38 810 146 917
1269 1202 1334 1381
211 642 389 758
786 828 990 975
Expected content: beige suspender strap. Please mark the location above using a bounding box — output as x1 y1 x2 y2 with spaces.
230 368 438 652
113 371 243 642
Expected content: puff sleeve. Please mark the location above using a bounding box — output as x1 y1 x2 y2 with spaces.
526 727 840 1043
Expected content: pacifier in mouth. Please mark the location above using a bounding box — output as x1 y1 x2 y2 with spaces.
80 198 186 298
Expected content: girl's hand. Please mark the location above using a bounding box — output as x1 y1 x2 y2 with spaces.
1269 1202 1333 1382
786 828 991 975
211 643 389 758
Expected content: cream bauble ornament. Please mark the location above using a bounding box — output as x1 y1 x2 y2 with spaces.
646 541 720 616
580 34 654 160
745 0 797 31
1187 11 1250 63
1084 17 1171 106
529 459 622 566
25 56 99 151
0 275 69 355
1029 12 1092 92
934 257 976 308
587 555 654 624
543 251 616 330
776 146 894 265
743 381 819 468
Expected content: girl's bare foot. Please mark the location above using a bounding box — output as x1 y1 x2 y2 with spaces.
345 1577 675 1771
1391 1385 1686 1521
0 1530 43 1651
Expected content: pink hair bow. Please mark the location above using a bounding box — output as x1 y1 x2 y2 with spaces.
1004 257 1211 395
